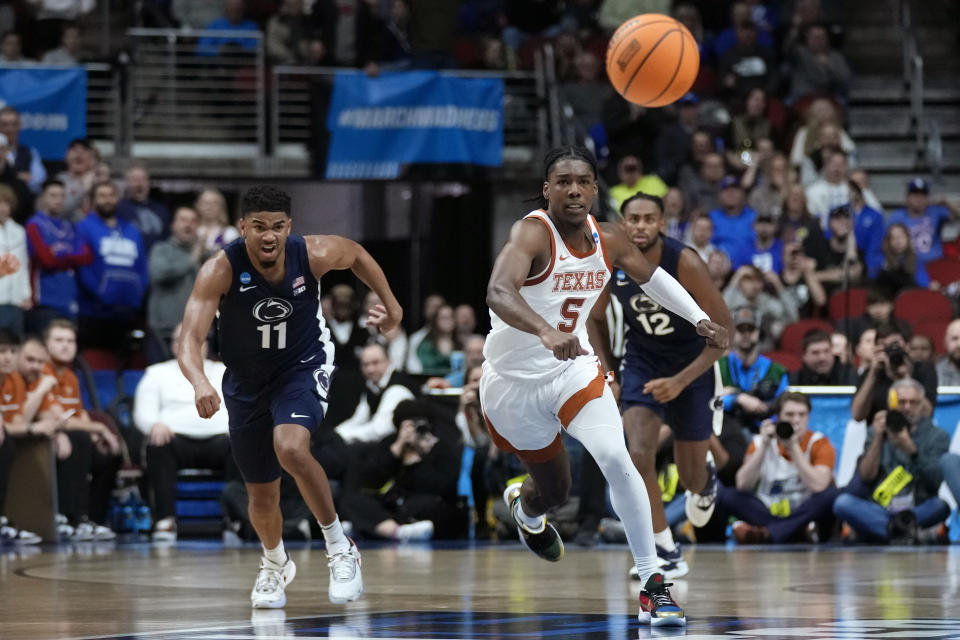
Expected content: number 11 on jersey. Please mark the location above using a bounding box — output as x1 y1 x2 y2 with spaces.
257 322 287 349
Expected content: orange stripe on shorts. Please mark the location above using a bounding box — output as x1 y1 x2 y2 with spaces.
557 364 606 428
484 411 564 463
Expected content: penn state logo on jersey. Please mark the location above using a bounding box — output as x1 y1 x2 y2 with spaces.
627 292 676 337
253 298 293 323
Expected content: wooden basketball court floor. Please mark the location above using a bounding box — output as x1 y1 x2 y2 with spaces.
1 540 958 639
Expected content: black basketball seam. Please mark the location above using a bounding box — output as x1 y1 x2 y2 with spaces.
622 28 680 97
645 20 687 106
606 19 680 77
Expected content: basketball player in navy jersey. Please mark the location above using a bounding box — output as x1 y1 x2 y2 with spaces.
179 185 402 608
588 193 732 579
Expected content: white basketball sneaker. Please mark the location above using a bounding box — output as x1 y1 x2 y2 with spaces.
251 555 297 608
328 538 363 604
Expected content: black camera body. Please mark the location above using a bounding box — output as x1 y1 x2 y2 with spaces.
884 342 906 368
413 418 434 436
776 421 794 440
885 409 910 434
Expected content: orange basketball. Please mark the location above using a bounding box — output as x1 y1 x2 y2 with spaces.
605 14 700 108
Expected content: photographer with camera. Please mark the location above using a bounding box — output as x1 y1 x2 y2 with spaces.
718 307 789 432
834 378 950 544
850 323 938 424
716 391 839 543
338 399 463 541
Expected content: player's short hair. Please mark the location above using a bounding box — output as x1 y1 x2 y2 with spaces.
240 185 292 217
801 329 831 353
43 318 77 343
620 192 664 217
774 391 811 414
0 328 22 348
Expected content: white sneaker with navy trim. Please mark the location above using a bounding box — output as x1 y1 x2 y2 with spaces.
328 538 363 603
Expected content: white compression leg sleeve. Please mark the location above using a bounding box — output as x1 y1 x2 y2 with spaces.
566 385 659 582
641 267 710 328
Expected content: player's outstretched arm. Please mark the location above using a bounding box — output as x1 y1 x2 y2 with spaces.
179 252 232 419
306 235 402 334
600 222 728 350
487 218 586 361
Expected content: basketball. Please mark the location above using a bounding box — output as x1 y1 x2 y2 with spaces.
605 14 700 108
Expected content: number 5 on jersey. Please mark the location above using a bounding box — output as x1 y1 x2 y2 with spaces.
257 322 287 349
558 297 586 333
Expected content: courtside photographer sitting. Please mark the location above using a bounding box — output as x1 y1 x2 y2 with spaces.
339 399 464 542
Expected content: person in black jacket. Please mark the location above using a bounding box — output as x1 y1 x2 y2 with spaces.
339 399 463 541
789 329 858 386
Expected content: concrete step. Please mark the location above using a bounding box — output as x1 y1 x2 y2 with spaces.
848 105 960 138
850 75 960 103
858 139 960 171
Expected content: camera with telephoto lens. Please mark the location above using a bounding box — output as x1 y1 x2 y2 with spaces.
776 421 794 440
885 409 909 434
884 342 906 368
413 418 434 436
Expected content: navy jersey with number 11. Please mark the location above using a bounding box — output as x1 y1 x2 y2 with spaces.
218 235 334 382
611 234 704 375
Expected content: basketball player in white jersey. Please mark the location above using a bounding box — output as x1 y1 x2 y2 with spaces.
480 146 728 627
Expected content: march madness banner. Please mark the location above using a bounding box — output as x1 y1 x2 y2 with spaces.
325 70 503 179
0 66 87 160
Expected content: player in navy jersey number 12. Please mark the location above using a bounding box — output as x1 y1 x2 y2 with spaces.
588 193 732 580
178 185 402 609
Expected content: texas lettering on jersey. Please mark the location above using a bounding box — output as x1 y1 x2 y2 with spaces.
551 269 607 293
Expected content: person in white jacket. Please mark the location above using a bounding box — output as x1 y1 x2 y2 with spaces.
335 342 416 444
134 323 231 541
0 184 31 335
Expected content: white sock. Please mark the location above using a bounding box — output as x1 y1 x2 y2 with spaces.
320 517 350 555
263 540 286 565
513 500 546 533
654 528 676 552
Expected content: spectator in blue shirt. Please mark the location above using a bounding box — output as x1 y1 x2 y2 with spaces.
74 181 148 352
733 212 783 274
887 178 960 268
710 175 757 263
196 0 261 57
712 2 776 59
25 179 92 332
848 180 884 277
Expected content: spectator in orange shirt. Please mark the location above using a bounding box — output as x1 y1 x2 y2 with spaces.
37 321 121 540
716 391 839 543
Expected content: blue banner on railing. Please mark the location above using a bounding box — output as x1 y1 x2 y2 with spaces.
325 71 503 179
0 67 86 160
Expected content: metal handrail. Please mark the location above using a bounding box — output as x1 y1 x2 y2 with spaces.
897 0 927 166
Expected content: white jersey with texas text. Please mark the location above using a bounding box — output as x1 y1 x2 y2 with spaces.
484 210 612 381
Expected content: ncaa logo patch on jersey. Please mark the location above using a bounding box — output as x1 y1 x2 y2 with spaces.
240 272 252 285
252 298 294 322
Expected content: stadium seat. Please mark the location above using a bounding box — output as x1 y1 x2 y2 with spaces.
913 319 951 355
925 258 960 286
763 350 803 372
828 287 867 321
778 319 834 354
894 289 954 325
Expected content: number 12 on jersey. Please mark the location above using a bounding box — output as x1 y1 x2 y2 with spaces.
257 322 287 349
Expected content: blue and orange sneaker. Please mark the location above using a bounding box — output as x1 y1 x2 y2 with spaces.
638 572 686 627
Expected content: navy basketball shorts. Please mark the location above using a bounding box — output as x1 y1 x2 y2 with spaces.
222 361 334 483
619 356 722 442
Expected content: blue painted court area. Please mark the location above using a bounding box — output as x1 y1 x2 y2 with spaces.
84 612 960 639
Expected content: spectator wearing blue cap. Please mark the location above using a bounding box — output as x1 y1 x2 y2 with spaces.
655 93 700 185
886 178 960 269
709 175 757 263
